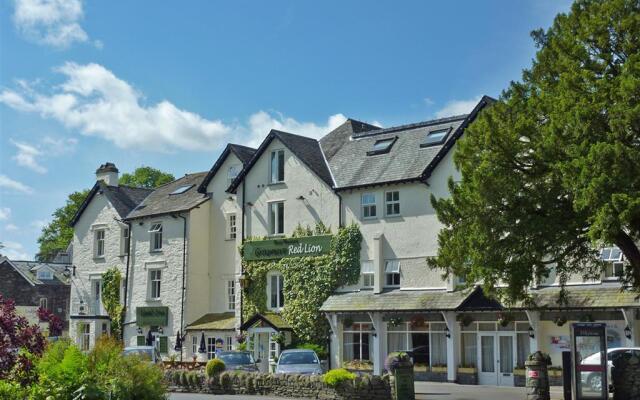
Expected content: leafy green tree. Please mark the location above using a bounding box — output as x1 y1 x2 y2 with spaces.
37 189 89 262
429 0 640 302
119 166 174 189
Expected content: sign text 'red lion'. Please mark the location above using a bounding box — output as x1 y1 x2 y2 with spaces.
244 235 332 261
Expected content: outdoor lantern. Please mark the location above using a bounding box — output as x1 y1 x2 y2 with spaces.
137 327 143 335
158 327 164 334
528 326 535 339
625 325 632 339
63 266 71 278
445 326 451 339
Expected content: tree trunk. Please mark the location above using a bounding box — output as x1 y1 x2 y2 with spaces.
615 231 640 288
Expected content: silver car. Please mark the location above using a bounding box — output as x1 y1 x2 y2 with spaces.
275 349 322 375
123 346 162 364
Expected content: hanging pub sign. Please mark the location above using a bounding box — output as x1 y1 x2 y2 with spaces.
243 235 332 261
136 306 169 326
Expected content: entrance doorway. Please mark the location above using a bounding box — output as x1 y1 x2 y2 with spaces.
478 332 516 386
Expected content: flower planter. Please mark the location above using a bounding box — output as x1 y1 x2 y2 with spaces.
457 368 477 385
513 368 526 376
431 366 448 373
457 367 477 374
514 368 526 386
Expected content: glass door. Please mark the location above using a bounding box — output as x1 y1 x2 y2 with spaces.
478 334 497 385
498 333 516 386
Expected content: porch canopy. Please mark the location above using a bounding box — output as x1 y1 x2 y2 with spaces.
320 288 470 313
186 312 236 331
240 312 293 332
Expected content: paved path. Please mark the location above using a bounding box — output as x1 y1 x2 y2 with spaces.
169 382 566 400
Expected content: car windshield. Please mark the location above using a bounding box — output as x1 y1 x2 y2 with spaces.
124 348 153 360
279 352 318 365
218 352 254 365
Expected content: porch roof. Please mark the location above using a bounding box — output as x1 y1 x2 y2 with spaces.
186 312 236 331
240 312 292 331
525 286 640 310
320 289 471 313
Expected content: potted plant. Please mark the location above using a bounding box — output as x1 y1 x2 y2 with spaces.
497 312 513 327
554 315 568 326
513 365 526 376
457 364 477 374
342 317 354 329
431 363 448 373
388 317 404 327
457 314 474 327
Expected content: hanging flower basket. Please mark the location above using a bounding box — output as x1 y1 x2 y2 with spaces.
342 317 354 328
410 315 426 328
388 317 404 327
457 314 474 327
497 312 513 327
554 316 567 327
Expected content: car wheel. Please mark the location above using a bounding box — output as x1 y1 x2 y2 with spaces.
588 374 602 392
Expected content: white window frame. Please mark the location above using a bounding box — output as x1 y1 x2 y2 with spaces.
343 322 372 362
361 193 377 220
149 269 162 300
601 246 624 279
384 191 401 217
80 323 91 351
268 201 285 236
227 164 242 187
270 149 285 183
192 335 198 355
207 337 216 360
227 280 236 311
361 261 374 288
149 222 163 252
94 229 106 258
120 226 130 255
226 336 233 351
227 213 237 240
39 297 48 310
267 271 284 311
385 260 401 287
269 336 279 361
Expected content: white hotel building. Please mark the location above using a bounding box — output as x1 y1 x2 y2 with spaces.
69 96 639 386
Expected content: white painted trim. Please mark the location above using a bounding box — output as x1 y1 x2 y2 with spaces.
144 261 167 270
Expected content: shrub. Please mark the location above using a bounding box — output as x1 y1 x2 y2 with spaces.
108 350 167 399
323 368 355 387
206 358 226 377
33 339 88 400
0 381 29 400
296 343 327 359
187 371 200 387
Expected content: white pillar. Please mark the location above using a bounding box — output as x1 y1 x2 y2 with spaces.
373 233 384 294
621 308 635 347
368 312 384 375
442 311 459 383
325 314 342 369
526 310 540 354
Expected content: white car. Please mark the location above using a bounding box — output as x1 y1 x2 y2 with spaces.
581 347 640 392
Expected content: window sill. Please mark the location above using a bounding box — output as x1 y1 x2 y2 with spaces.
267 308 283 313
225 238 237 242
384 214 402 219
147 298 162 303
362 217 378 221
267 181 286 187
149 250 163 254
93 256 105 260
268 234 285 238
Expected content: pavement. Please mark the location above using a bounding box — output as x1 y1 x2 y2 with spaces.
169 382 567 400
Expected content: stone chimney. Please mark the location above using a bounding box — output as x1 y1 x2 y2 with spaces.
96 162 119 186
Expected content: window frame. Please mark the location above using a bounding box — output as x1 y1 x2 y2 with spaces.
149 222 163 252
192 335 198 355
420 127 451 148
226 336 233 351
384 260 401 287
361 193 377 220
94 229 106 258
601 246 625 279
39 297 48 310
269 149 285 184
227 280 236 311
37 268 54 280
120 226 130 256
80 323 91 351
207 337 216 360
268 201 285 236
367 136 398 156
267 271 284 311
384 191 401 217
227 213 237 240
342 322 373 362
361 261 374 288
227 164 242 187
149 269 162 300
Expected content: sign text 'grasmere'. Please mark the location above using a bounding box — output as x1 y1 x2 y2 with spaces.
244 235 332 261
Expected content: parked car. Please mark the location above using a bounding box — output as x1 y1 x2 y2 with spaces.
275 349 323 375
217 351 259 372
123 346 162 364
581 347 640 392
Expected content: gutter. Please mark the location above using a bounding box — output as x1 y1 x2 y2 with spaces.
240 179 246 328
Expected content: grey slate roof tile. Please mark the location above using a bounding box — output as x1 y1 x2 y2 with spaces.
320 289 470 312
5 260 71 286
197 143 256 193
126 172 210 219
70 182 153 227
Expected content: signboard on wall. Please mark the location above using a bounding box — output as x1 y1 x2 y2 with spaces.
136 306 169 326
243 235 332 261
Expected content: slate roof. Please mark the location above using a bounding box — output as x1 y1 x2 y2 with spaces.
228 130 334 193
126 172 210 219
319 119 380 160
70 181 152 227
524 285 640 309
186 312 236 331
240 312 293 331
320 289 471 313
197 143 256 193
1 259 71 286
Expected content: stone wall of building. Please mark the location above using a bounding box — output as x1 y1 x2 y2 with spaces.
166 370 392 400
612 353 640 400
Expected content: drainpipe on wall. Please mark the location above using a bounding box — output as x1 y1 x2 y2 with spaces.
336 192 343 228
122 220 132 342
240 179 246 328
177 214 187 362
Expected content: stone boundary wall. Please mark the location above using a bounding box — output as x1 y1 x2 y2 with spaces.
165 370 393 400
612 354 640 400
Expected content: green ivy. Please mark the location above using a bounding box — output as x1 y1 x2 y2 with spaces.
101 267 123 340
241 223 362 344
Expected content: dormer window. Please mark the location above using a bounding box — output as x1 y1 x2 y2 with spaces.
170 185 194 195
420 128 450 147
37 268 53 280
367 137 397 156
601 246 624 279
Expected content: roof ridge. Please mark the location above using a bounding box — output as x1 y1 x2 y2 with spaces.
352 114 469 139
272 129 319 143
228 143 256 150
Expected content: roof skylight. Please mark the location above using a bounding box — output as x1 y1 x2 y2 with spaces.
420 128 450 147
170 185 194 195
367 136 397 156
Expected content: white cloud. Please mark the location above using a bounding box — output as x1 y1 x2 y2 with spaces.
0 62 352 152
434 96 482 118
13 0 91 48
0 241 31 260
423 97 435 106
10 139 47 173
0 175 34 194
5 224 19 232
0 208 11 221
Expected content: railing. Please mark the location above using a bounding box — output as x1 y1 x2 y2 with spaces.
70 299 106 316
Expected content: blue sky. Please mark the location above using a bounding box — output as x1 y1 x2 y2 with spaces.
0 0 572 259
